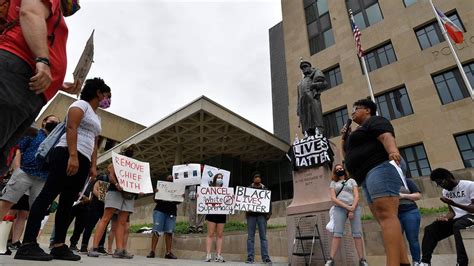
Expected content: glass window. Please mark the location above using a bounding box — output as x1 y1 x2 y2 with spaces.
403 0 417 7
432 62 473 104
375 87 413 120
363 42 397 72
455 132 474 168
415 12 465 50
400 144 431 177
323 65 343 89
305 0 335 55
346 0 383 29
323 107 349 138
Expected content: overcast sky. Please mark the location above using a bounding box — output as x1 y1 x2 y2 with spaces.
61 0 282 132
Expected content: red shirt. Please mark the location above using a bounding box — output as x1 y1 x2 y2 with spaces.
0 0 68 101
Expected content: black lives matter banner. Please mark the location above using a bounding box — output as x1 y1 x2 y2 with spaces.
287 134 333 170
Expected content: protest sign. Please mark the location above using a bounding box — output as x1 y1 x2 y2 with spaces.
172 164 201 186
73 30 94 86
234 186 271 213
196 186 234 215
155 181 186 202
112 151 153 194
286 132 333 170
200 165 230 187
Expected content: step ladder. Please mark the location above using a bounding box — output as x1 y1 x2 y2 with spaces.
291 214 326 265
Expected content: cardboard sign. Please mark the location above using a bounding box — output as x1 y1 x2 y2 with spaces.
172 164 202 186
112 151 153 194
73 30 94 86
200 165 230 187
155 181 186 202
234 186 271 213
196 186 234 214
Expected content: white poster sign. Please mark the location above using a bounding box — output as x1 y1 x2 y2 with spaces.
172 164 201 186
112 151 153 194
197 186 234 215
200 165 230 187
234 186 271 213
154 181 186 202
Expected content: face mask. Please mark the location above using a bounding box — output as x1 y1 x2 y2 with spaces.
99 97 111 109
336 170 345 177
44 122 58 132
216 179 224 186
61 0 81 17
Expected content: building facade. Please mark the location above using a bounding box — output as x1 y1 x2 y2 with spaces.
272 0 474 175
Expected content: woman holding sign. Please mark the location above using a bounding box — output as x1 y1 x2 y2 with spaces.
15 78 110 262
204 173 226 263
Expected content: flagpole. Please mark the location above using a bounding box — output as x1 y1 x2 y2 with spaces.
429 0 474 100
349 9 376 103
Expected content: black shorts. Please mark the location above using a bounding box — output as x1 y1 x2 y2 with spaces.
205 214 226 224
11 194 29 211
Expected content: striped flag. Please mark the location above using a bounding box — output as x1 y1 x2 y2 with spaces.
350 16 364 57
434 7 464 44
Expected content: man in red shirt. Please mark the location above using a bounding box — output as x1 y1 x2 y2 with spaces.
0 0 81 175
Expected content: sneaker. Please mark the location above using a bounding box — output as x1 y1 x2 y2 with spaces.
204 253 212 262
69 244 78 252
325 258 334 266
263 258 272 264
359 258 369 266
97 247 108 256
50 244 81 261
79 246 88 254
146 251 155 258
245 257 254 264
10 241 22 250
87 248 101 258
0 247 12 255
14 243 53 261
420 263 431 266
112 249 133 259
165 252 177 259
215 254 225 263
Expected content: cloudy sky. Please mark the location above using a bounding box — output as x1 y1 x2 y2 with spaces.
61 0 282 132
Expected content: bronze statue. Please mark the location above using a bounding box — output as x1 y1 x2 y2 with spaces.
297 60 327 136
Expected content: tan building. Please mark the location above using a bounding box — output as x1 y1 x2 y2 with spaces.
271 0 474 176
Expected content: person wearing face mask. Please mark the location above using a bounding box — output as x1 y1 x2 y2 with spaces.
0 0 83 177
245 172 272 264
325 164 368 266
204 173 226 263
15 77 110 261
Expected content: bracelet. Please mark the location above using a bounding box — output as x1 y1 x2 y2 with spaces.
34 57 50 67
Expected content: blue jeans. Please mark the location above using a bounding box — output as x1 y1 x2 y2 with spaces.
399 208 421 263
247 215 270 260
152 210 176 235
333 205 362 238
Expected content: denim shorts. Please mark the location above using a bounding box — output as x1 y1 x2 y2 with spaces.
362 160 405 204
152 210 176 235
333 205 362 238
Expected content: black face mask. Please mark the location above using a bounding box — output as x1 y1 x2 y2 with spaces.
44 122 58 132
336 170 345 177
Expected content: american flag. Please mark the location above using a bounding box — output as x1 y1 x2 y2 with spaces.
350 17 364 57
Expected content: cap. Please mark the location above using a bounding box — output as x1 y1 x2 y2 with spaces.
299 60 312 70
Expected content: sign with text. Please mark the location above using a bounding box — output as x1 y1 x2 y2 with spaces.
73 30 94 97
234 186 271 213
286 133 333 170
172 164 201 186
155 181 186 202
112 152 153 194
196 186 234 215
200 165 230 187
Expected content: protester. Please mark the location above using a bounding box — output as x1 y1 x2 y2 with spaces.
398 177 422 266
325 164 368 266
420 168 474 266
204 173 226 263
88 144 138 259
146 174 180 259
342 98 409 266
67 188 91 251
245 172 272 264
0 0 82 175
8 196 29 249
15 78 110 261
187 184 205 233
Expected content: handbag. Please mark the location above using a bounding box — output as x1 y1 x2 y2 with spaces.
121 191 136 200
326 180 347 232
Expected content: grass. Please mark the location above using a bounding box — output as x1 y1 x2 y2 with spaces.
130 221 286 234
360 206 450 221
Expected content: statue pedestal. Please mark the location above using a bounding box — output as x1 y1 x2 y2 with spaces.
286 141 359 265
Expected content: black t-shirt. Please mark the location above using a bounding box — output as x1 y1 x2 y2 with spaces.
344 116 394 184
154 200 180 216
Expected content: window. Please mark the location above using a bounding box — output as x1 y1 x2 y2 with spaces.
455 132 474 168
400 144 431 177
304 0 335 55
403 0 417 7
363 42 397 72
375 87 413 120
346 0 383 30
415 12 465 50
323 107 349 138
323 65 343 89
432 62 473 104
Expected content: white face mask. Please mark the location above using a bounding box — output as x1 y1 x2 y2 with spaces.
216 179 224 186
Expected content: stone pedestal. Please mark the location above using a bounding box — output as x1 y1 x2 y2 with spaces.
286 141 359 265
